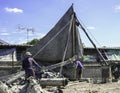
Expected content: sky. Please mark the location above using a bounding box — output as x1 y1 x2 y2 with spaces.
0 0 120 47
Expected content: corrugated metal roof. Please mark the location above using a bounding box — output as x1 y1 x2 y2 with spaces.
0 39 9 45
0 45 119 49
0 44 32 47
84 47 120 50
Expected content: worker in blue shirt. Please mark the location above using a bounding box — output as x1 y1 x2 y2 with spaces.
76 58 84 81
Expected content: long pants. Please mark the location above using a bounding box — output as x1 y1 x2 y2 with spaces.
76 68 82 80
25 69 35 80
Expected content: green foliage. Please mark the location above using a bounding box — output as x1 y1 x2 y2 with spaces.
27 38 40 45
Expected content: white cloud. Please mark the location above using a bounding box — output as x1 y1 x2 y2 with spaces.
115 5 120 12
6 36 26 44
0 32 10 36
5 7 23 13
34 32 45 37
16 38 26 44
28 32 45 41
87 26 95 30
13 30 25 34
0 27 7 32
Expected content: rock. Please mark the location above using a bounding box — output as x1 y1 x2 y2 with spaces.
25 77 43 93
0 81 12 93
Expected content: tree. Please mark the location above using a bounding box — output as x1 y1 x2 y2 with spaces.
27 38 40 45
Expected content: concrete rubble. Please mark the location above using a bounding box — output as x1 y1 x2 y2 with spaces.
0 71 66 93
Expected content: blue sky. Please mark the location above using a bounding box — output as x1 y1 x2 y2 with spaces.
0 0 120 47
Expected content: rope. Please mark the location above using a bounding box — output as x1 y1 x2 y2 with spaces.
77 15 104 47
32 20 71 58
77 16 118 62
76 19 108 65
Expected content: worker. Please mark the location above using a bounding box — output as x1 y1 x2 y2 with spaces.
75 57 84 81
22 51 41 80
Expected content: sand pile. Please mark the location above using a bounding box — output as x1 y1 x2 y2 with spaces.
62 81 120 93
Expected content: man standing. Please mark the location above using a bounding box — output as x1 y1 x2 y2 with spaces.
22 52 41 80
76 59 84 81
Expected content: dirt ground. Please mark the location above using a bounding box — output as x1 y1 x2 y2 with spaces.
61 81 120 93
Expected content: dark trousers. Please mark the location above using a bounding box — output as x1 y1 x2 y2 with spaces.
76 68 82 80
25 69 35 80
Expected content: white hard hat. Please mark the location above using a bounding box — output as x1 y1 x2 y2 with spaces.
25 52 32 56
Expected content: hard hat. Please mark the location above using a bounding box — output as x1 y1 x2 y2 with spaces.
25 52 32 56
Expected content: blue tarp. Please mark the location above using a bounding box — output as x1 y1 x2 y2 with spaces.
0 48 16 56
